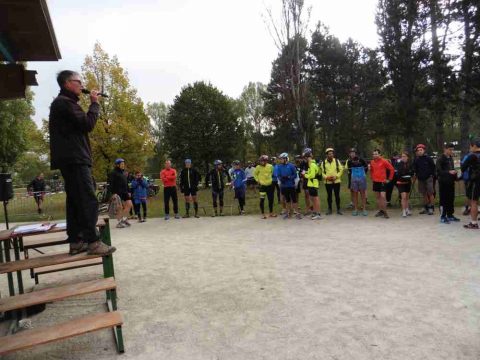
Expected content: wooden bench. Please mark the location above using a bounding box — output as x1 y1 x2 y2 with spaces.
34 258 103 284
0 311 123 356
0 277 116 313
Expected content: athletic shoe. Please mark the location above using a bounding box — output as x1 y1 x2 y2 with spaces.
419 209 428 215
240 210 245 216
69 242 88 255
282 213 289 220
463 223 479 229
122 219 131 227
352 210 358 216
406 209 412 216
337 210 343 215
311 214 322 220
374 210 384 217
362 210 368 216
462 208 471 216
194 214 200 218
440 217 450 224
447 216 460 222
174 214 181 219
347 202 353 209
269 213 277 218
428 207 434 215
138 218 143 223
295 213 303 220
261 214 267 219
116 222 126 228
164 215 170 220
383 212 390 219
183 214 190 218
87 241 116 256
141 218 147 222
326 209 333 215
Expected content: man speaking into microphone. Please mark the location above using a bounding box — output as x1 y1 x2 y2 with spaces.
49 70 116 256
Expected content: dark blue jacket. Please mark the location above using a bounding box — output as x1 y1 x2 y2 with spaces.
276 163 298 188
232 169 247 190
413 155 435 181
131 178 148 203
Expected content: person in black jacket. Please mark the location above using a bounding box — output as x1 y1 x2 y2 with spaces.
205 160 231 217
395 151 414 217
49 70 115 256
28 173 46 214
108 158 133 228
180 159 202 218
413 144 436 215
461 139 480 229
436 143 459 223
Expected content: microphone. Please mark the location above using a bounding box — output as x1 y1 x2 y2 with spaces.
81 89 109 98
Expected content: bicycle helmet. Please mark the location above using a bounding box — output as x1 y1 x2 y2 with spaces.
325 148 334 154
415 144 426 151
232 160 240 165
214 159 223 166
279 152 289 160
259 155 269 162
115 158 125 165
184 158 192 164
302 148 312 157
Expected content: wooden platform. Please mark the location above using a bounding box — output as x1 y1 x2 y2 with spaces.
34 258 103 284
0 252 103 274
0 277 116 313
0 311 123 355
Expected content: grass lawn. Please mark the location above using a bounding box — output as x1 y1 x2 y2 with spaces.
0 177 468 223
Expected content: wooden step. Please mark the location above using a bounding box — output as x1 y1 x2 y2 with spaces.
0 277 116 313
0 252 103 275
0 311 123 355
36 258 103 275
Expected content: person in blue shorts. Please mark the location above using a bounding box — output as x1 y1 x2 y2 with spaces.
345 149 368 216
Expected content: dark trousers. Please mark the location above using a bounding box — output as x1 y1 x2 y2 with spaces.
134 201 147 218
439 181 455 217
325 183 341 210
164 187 178 215
386 180 395 203
212 190 224 208
235 188 246 210
60 165 99 244
260 184 274 214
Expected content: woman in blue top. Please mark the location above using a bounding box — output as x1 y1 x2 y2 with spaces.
277 153 301 219
131 171 148 222
231 160 247 215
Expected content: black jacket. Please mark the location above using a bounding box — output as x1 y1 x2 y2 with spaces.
395 161 414 184
48 89 100 170
436 154 456 184
413 155 436 181
179 168 201 192
28 178 46 193
108 167 129 198
206 169 231 193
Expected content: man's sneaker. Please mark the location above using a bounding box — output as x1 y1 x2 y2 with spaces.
164 215 170 220
337 210 343 215
447 216 460 222
440 217 450 224
464 223 479 229
194 214 200 218
428 207 434 215
374 210 384 217
383 211 390 219
463 208 471 216
240 210 245 216
261 214 267 219
352 210 358 216
406 208 412 216
269 213 277 218
122 219 131 227
419 209 428 215
116 222 126 228
174 214 181 219
311 214 322 220
326 209 333 215
183 214 190 218
87 241 116 256
69 242 88 255
347 202 353 209
362 210 368 216
141 218 147 223
295 213 303 220
282 213 289 220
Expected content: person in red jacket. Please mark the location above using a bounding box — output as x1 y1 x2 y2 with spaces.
160 160 180 220
370 149 394 219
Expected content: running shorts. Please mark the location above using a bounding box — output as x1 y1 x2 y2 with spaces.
372 182 386 193
281 187 297 203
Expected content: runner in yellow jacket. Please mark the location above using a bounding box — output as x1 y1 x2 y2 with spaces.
321 148 344 215
302 149 322 220
254 155 277 219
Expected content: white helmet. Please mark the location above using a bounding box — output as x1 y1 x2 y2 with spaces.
279 152 289 161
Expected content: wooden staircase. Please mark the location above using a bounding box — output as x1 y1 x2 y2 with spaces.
0 218 125 356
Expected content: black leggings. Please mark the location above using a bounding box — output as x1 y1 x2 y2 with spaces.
259 185 274 214
134 201 147 218
164 187 178 215
212 191 224 208
439 181 455 217
325 183 341 210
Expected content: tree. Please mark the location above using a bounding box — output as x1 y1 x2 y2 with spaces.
265 0 312 147
81 43 154 180
239 82 269 157
164 82 243 174
376 0 429 149
0 90 35 172
145 102 169 175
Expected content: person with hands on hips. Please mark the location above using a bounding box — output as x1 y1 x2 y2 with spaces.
370 149 394 219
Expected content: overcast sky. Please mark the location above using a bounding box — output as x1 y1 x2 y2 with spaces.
30 0 379 125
